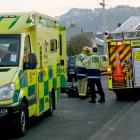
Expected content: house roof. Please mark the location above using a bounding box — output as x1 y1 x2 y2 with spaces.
115 16 140 32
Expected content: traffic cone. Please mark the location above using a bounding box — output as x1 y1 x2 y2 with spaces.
114 52 124 81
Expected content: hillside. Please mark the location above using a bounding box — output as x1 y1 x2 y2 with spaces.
59 5 140 32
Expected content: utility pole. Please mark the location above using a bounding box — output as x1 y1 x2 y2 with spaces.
99 0 106 54
99 0 106 32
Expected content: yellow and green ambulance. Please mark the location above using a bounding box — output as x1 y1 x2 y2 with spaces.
0 12 67 135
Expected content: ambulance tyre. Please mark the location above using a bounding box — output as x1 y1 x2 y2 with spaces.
16 102 28 136
47 100 53 116
47 88 55 116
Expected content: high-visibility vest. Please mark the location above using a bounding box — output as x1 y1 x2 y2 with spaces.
76 53 87 67
83 54 101 79
83 54 100 69
76 53 87 78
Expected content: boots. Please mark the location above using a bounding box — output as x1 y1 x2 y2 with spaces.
98 97 105 103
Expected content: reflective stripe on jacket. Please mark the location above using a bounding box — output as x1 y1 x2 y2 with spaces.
76 66 87 79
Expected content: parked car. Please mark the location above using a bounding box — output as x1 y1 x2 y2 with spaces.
67 55 77 82
67 55 78 97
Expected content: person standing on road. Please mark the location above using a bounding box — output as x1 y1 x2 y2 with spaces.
83 47 105 103
76 46 90 98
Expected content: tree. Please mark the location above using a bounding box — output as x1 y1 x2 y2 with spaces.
67 34 92 56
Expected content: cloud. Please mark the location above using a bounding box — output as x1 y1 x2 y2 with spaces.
0 0 99 16
0 0 140 16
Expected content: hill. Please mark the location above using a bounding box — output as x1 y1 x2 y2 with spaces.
59 5 140 32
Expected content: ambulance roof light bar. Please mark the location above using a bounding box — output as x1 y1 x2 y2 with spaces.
0 15 17 18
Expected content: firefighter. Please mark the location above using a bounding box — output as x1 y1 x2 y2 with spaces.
76 46 90 98
83 47 105 103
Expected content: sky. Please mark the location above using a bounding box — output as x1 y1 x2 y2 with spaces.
0 0 140 17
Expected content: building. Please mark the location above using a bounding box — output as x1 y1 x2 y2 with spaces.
115 16 140 32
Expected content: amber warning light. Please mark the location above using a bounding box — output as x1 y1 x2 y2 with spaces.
116 42 122 46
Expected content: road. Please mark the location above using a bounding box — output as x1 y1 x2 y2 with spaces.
5 75 137 140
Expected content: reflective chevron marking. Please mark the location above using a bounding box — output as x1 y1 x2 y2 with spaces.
109 44 131 72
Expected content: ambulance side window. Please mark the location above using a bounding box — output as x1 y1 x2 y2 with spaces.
50 39 57 52
59 35 62 56
23 35 31 69
24 35 31 54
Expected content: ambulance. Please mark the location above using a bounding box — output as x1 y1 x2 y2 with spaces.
0 12 67 135
106 31 140 100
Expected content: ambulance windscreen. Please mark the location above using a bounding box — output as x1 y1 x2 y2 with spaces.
0 34 20 67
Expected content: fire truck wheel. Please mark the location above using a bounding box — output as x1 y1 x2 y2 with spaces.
16 102 28 136
115 92 124 101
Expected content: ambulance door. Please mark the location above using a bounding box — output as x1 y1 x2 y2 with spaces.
23 35 37 116
37 39 50 115
132 48 140 87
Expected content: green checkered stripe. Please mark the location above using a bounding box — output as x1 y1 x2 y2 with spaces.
56 63 67 88
39 65 61 113
14 70 36 104
13 66 61 114
60 65 67 88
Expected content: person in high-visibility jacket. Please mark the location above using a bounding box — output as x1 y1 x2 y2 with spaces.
76 46 90 98
83 47 105 103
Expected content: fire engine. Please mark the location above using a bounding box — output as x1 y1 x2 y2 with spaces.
106 31 140 100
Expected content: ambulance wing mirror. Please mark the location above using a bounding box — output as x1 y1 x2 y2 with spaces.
26 53 37 69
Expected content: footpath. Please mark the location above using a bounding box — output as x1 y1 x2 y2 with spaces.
88 100 140 140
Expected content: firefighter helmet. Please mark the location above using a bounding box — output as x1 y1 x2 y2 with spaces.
82 46 90 54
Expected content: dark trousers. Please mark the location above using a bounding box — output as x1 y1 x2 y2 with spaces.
88 78 105 100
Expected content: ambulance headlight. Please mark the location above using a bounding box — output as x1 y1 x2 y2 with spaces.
0 83 15 101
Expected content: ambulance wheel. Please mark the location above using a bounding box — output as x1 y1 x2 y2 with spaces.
16 102 28 136
52 88 56 110
47 89 55 116
47 99 53 116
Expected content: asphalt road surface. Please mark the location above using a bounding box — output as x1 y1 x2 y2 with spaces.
3 75 137 140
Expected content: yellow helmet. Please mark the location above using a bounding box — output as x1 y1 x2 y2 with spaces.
82 46 90 54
